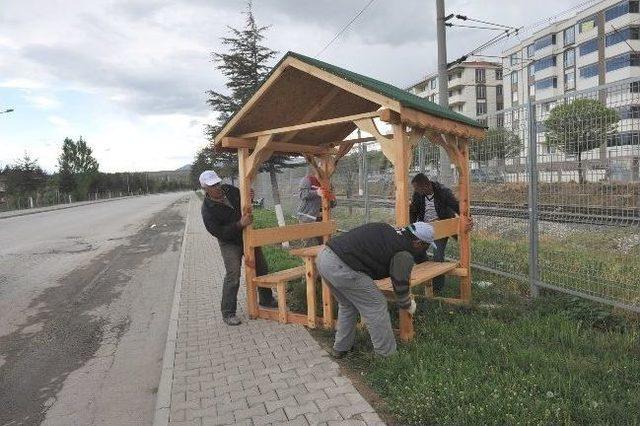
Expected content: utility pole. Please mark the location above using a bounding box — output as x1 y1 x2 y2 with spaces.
436 0 453 184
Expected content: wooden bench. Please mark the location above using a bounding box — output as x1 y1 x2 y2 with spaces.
253 266 306 325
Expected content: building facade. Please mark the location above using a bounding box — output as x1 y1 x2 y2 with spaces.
407 61 503 123
503 0 640 108
501 0 640 182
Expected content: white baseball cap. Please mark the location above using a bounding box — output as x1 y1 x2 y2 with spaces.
199 170 222 188
406 222 435 243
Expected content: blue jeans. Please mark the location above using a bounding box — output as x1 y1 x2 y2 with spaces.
432 237 448 293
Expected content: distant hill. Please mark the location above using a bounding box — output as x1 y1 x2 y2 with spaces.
176 164 191 172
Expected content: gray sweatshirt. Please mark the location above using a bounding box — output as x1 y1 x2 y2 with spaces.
296 176 322 220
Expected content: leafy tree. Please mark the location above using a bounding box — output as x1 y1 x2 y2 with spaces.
57 137 100 199
470 127 521 164
2 153 48 195
544 99 619 183
205 1 294 226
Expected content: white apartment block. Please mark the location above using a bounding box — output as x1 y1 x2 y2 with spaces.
407 61 503 124
502 0 640 182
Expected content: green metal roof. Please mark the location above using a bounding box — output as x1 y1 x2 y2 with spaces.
287 51 485 129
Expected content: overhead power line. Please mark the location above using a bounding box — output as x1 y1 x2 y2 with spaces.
446 23 506 31
316 0 376 57
455 15 517 30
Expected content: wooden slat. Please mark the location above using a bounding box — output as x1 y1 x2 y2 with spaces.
257 308 310 326
289 244 324 258
304 257 317 329
379 107 486 140
431 218 460 240
222 137 335 155
253 266 306 284
375 261 459 292
235 111 381 139
280 87 341 143
248 222 336 247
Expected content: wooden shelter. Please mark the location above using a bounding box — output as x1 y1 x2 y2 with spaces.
214 51 486 341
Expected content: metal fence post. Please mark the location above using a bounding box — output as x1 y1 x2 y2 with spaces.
527 102 540 298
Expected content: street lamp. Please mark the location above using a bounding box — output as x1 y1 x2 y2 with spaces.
0 108 14 114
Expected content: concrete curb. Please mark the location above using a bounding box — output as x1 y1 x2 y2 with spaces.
153 194 192 426
0 195 141 220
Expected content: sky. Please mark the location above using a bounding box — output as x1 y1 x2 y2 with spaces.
0 0 591 173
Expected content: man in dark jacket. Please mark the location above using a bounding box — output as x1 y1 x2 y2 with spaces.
316 221 434 357
409 173 472 294
199 170 276 326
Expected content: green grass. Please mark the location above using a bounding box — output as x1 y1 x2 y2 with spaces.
254 208 640 425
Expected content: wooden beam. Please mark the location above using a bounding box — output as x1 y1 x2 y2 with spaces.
222 137 336 156
431 218 460 240
288 57 402 112
354 118 395 166
245 135 274 180
214 57 294 145
280 87 341 143
379 107 486 140
457 140 472 304
235 111 380 139
247 221 337 247
238 148 259 319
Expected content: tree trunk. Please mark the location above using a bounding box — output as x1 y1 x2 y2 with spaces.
269 169 288 248
577 152 585 184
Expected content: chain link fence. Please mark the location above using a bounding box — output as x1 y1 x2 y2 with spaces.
254 79 640 312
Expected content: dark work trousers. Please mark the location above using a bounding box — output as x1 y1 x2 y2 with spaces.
432 237 449 293
218 241 274 317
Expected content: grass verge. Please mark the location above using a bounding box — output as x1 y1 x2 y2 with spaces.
255 208 640 424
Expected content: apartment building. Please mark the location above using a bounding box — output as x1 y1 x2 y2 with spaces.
504 0 640 108
502 0 640 182
407 61 503 123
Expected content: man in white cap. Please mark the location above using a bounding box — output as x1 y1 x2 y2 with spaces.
316 219 470 357
199 170 276 326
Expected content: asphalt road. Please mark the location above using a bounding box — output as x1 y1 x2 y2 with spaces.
0 192 191 425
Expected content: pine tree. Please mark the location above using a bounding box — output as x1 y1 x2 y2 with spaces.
205 1 293 227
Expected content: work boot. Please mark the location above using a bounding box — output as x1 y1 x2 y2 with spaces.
223 315 242 326
329 348 350 359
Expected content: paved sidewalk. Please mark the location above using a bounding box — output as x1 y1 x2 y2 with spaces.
159 194 384 426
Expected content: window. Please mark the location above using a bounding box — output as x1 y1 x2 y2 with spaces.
497 114 504 127
564 49 575 68
430 79 437 89
511 71 518 84
510 53 518 66
617 104 640 118
534 34 556 50
564 26 575 45
564 70 575 90
497 100 504 111
477 118 488 127
579 38 598 56
476 102 487 115
476 84 487 99
605 1 639 22
579 63 599 78
496 84 503 96
496 69 503 80
606 52 640 72
528 63 535 77
606 26 640 47
475 68 486 83
535 76 558 90
512 90 519 103
527 44 535 58
448 90 453 97
631 81 640 92
579 15 596 33
535 55 556 71
529 83 536 97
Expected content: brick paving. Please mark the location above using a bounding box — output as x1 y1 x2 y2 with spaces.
165 195 384 426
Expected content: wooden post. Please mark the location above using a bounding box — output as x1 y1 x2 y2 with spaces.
238 148 259 319
391 124 416 342
457 140 472 303
304 257 317 328
319 158 335 329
